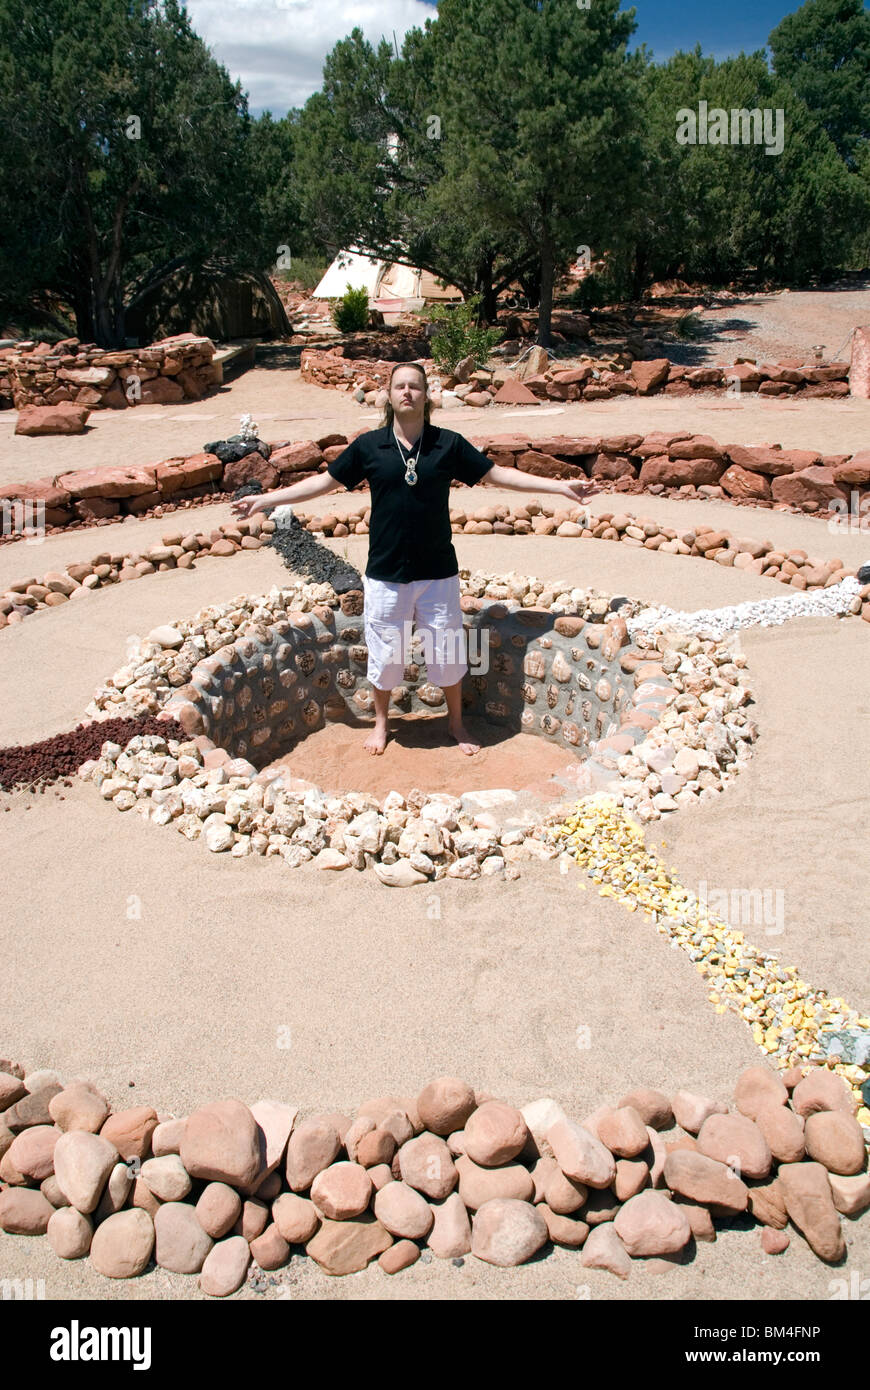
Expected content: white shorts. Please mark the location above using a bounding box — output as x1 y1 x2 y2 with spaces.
362 573 468 691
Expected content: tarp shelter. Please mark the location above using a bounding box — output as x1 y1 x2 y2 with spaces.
313 248 462 317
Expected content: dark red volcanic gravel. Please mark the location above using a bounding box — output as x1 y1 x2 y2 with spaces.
0 714 186 794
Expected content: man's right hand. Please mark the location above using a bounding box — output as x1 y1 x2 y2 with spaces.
230 494 275 520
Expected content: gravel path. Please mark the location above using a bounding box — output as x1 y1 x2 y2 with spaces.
661 281 870 366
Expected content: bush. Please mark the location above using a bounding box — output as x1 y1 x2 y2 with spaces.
330 284 371 333
426 294 503 373
568 266 633 312
672 311 704 340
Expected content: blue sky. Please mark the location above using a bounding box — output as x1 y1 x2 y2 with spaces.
182 1 828 117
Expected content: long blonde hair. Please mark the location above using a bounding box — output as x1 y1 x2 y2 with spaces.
379 361 432 430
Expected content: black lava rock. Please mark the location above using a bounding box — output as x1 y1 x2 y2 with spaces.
232 480 265 501
204 438 269 465
857 563 870 584
608 596 630 612
266 512 362 595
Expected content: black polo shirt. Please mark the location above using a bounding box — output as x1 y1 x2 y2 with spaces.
326 423 493 582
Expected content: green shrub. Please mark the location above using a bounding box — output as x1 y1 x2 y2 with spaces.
672 310 704 340
330 283 371 333
426 294 503 373
568 266 633 312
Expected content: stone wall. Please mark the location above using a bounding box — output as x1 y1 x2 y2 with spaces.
300 347 853 405
0 333 220 411
164 599 668 775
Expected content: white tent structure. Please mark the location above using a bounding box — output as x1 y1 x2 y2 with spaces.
313 246 463 322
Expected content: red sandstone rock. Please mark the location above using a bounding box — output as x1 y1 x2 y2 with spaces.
180 1099 260 1188
373 1181 434 1239
596 1106 649 1158
734 1065 789 1120
754 1104 805 1164
154 1200 213 1273
777 1161 845 1262
696 1113 772 1180
761 1227 790 1254
7 1125 59 1181
663 1150 749 1212
57 466 157 500
427 1191 472 1257
613 1190 691 1257
250 1223 291 1270
378 1237 420 1272
15 403 90 435
631 359 669 394
272 1192 321 1244
155 453 222 496
547 1118 616 1189
456 1153 534 1209
832 451 870 485
195 1182 242 1239
90 1208 155 1277
49 1083 109 1134
47 1205 92 1259
791 1070 856 1118
771 466 847 509
471 1197 548 1266
398 1132 458 1199
310 1161 373 1220
639 454 725 488
580 1222 632 1278
53 1131 119 1214
199 1235 250 1296
803 1111 866 1175
617 1088 672 1130
463 1100 529 1166
0 1186 55 1234
306 1212 393 1275
720 464 772 499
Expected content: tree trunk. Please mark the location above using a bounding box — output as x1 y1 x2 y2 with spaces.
473 254 498 324
536 229 555 348
630 244 649 301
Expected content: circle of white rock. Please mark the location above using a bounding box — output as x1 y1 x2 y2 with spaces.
77 572 760 878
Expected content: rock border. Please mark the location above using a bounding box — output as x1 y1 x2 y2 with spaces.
2 426 868 540
3 496 870 633
1 1063 867 1292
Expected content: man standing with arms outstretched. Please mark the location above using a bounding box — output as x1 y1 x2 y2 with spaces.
232 363 598 756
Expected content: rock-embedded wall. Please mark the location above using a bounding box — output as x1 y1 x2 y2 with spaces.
163 599 669 775
1 333 220 411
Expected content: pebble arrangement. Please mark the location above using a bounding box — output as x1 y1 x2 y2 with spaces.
3 497 870 631
1 1066 867 1293
541 799 870 1120
626 576 864 642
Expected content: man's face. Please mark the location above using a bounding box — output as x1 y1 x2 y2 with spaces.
390 370 426 415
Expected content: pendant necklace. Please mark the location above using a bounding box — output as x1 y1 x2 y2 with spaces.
393 425 419 486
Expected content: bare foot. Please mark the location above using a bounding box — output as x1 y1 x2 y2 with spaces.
448 721 481 755
364 724 389 755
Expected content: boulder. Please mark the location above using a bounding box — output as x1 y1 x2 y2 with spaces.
471 1198 548 1266
777 1161 845 1262
89 1208 154 1278
180 1099 261 1188
15 403 90 435
613 1190 692 1257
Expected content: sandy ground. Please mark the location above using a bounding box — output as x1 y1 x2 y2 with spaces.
2 288 869 1301
1 508 868 1302
264 716 582 803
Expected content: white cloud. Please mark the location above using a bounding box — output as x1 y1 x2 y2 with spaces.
184 0 438 116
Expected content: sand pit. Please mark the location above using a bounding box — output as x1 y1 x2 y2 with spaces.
263 712 580 802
